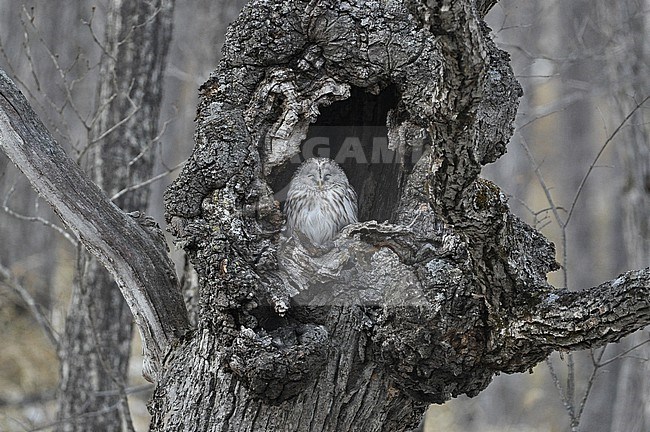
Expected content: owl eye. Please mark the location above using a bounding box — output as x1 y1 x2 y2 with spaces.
307 174 316 180
323 174 331 181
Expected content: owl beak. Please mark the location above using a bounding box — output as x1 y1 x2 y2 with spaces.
317 179 323 189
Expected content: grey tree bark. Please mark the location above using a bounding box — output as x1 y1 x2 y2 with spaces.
55 1 176 430
1 1 649 432
154 1 650 431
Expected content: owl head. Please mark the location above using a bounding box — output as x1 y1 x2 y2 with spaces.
290 157 349 191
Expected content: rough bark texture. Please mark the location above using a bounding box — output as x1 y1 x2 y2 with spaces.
56 1 176 430
153 0 650 431
2 1 650 431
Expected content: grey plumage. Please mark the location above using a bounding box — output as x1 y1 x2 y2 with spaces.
284 158 358 246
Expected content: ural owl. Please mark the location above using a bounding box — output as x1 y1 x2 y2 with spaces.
284 158 358 246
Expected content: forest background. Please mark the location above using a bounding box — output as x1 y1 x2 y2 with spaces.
0 1 647 431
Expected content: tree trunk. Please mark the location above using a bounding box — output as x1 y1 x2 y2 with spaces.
154 1 649 431
2 1 650 432
56 1 175 430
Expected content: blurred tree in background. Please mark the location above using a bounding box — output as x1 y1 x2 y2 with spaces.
55 1 174 431
0 0 647 431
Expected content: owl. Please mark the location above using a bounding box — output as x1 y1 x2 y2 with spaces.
284 158 358 246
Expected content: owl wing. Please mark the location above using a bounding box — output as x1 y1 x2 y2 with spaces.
337 184 358 226
283 192 298 236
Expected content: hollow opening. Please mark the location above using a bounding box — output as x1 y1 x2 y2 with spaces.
270 85 422 223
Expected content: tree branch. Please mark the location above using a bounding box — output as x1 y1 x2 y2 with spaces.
0 69 190 381
153 0 650 424
499 268 650 373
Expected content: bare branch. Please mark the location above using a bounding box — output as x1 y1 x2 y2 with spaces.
2 182 78 246
0 69 190 381
566 95 650 225
0 263 59 347
511 269 650 354
110 161 185 202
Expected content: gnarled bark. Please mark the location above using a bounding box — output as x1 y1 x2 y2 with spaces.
2 1 649 431
154 0 649 431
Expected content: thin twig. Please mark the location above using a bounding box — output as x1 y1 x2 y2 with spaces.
519 137 565 229
567 352 575 419
81 6 115 61
22 6 90 129
2 183 78 246
0 263 59 348
576 347 608 420
566 95 650 225
519 136 569 289
597 337 650 368
547 356 581 431
546 358 573 417
90 101 141 145
110 161 185 202
127 112 177 169
26 400 125 432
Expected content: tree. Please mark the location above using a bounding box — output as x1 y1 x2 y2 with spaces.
56 1 175 431
1 1 649 431
603 1 650 430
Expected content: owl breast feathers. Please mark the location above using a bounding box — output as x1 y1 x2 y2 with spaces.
284 158 358 246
